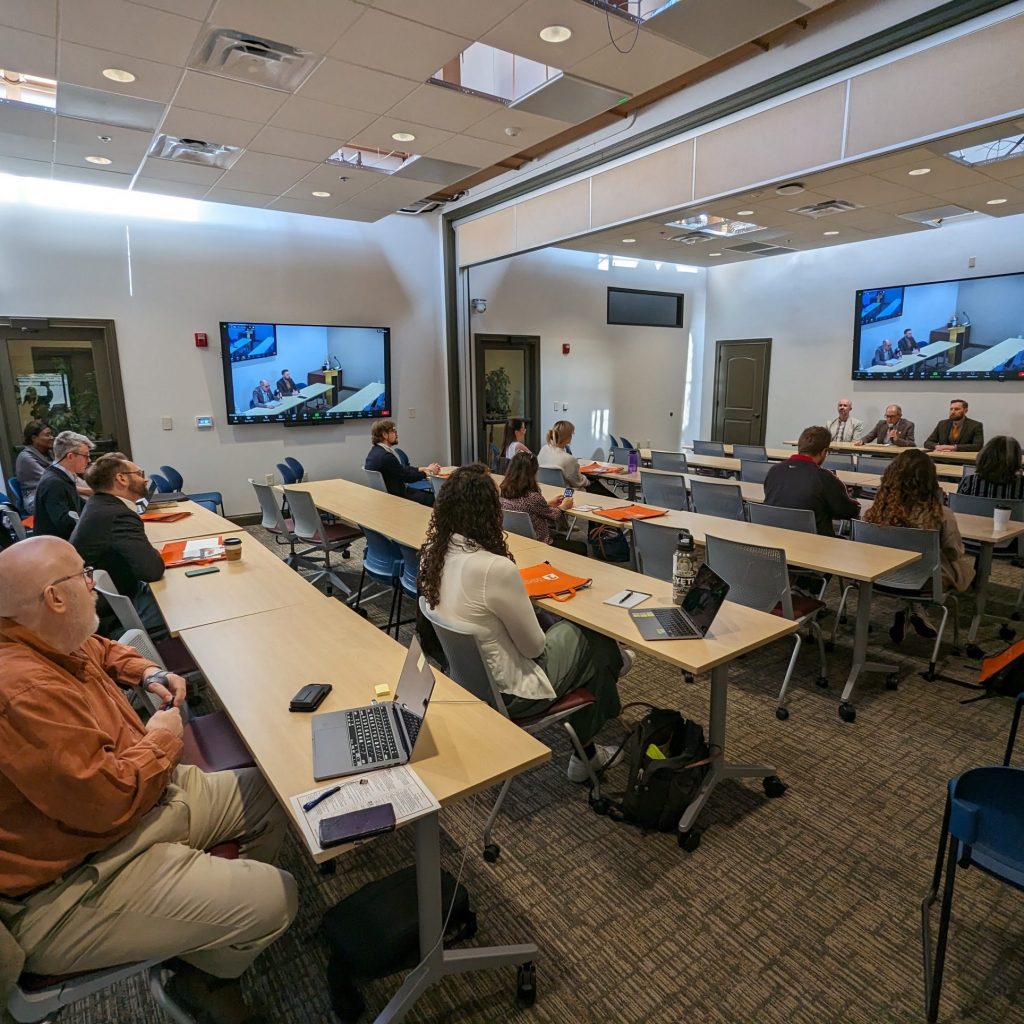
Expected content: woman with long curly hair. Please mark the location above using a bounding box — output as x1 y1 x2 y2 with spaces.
956 435 1024 499
419 463 630 782
864 448 974 642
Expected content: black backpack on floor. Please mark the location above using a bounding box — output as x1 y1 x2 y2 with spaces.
322 865 476 1023
588 522 631 562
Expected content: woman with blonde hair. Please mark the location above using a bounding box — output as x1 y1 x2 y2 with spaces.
538 420 616 496
864 448 974 641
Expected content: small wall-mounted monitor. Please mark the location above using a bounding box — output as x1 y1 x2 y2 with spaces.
607 287 685 328
220 321 391 425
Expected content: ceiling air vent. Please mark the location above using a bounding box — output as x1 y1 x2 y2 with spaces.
148 134 242 170
668 232 715 245
397 200 445 216
791 199 862 218
898 204 982 228
725 241 796 255
189 28 319 92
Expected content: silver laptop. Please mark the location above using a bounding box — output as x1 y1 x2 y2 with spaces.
311 637 435 781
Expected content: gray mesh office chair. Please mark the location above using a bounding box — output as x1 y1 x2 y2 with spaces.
733 444 767 462
430 475 446 497
250 479 300 565
704 534 828 719
855 456 888 475
746 503 831 600
632 518 678 581
419 602 601 862
739 460 772 484
835 520 960 683
609 445 632 465
364 469 388 492
638 471 687 511
502 509 538 539
692 440 725 456
1 502 26 541
537 467 566 487
650 451 688 473
689 479 745 521
823 454 854 471
283 487 360 597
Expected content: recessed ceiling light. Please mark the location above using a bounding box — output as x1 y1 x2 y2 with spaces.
823 230 839 236
708 252 722 257
102 68 136 83
312 191 331 198
621 238 636 243
391 131 415 143
97 135 112 143
907 167 931 176
986 198 1007 205
736 209 754 216
539 25 572 43
84 155 112 165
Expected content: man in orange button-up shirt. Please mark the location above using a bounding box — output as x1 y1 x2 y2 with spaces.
0 537 296 1024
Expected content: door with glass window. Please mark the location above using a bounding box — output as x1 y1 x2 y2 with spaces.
473 335 540 467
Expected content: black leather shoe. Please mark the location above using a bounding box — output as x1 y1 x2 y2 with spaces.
889 610 907 644
910 613 937 639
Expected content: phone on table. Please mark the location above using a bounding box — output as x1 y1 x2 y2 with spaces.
563 487 573 497
185 565 220 578
318 803 396 848
289 682 332 712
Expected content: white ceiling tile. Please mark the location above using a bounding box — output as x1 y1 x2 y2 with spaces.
216 152 317 194
207 0 365 52
297 59 418 113
290 162 380 196
935 182 1024 209
329 9 469 81
0 104 56 139
373 0 524 38
56 84 165 131
173 70 288 121
128 0 214 19
203 186 276 207
463 106 572 147
0 27 57 77
0 155 53 177
248 125 341 162
426 133 518 168
270 96 376 138
57 41 183 103
61 0 202 66
52 163 133 188
133 175 212 198
816 175 926 207
55 117 153 169
482 0 634 70
265 195 339 215
350 175 434 206
570 32 704 96
0 0 57 36
968 154 1024 181
349 116 453 153
0 131 53 161
387 84 504 133
324 204 390 222
139 155 225 183
871 159 993 194
161 107 263 148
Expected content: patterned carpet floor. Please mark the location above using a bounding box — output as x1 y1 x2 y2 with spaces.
59 526 1024 1024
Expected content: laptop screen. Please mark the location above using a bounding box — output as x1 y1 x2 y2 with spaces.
394 636 435 739
681 563 731 634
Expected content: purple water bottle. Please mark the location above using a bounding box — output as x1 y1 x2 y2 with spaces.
627 448 639 474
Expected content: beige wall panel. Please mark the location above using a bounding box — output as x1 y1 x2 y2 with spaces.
590 140 695 227
847 15 1024 157
693 84 846 199
457 206 516 267
514 180 591 252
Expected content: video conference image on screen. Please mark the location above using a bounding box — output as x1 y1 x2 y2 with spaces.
221 322 391 425
851 270 1024 381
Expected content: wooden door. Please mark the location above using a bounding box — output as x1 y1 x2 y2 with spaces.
711 339 771 444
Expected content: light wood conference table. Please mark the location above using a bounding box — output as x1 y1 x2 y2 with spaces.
649 467 958 497
142 500 246 545
789 439 979 466
291 477 804 839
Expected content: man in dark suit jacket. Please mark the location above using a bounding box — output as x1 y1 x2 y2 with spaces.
276 370 299 396
70 452 167 634
923 398 984 452
856 405 916 447
764 425 860 536
32 431 92 539
364 419 441 506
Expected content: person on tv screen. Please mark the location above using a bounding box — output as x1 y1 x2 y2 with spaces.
898 329 920 355
276 369 299 397
872 339 897 366
826 398 863 443
923 399 984 452
251 379 279 407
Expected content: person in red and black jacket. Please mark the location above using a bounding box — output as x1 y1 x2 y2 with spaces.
763 425 861 536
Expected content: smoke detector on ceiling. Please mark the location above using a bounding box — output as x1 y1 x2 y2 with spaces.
189 27 319 92
148 134 243 169
775 182 805 196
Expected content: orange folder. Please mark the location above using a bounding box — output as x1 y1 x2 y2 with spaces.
579 462 624 474
160 537 226 568
142 510 193 523
595 504 666 522
519 562 592 602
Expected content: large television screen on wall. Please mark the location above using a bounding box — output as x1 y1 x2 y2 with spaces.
851 271 1024 381
220 322 391 425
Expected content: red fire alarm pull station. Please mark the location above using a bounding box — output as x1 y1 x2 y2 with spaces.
194 332 208 348
562 343 570 355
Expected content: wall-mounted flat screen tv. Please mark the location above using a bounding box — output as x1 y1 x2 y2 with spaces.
852 271 1024 381
220 322 391 425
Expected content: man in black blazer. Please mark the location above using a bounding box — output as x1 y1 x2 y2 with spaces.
856 405 916 447
364 419 441 506
32 431 92 539
70 452 167 634
924 399 984 452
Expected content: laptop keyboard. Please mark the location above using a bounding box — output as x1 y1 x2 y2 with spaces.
349 705 398 765
653 607 698 637
400 706 421 747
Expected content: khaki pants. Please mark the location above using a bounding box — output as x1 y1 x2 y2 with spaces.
1 765 297 979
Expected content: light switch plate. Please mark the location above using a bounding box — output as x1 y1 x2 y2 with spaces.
161 416 173 430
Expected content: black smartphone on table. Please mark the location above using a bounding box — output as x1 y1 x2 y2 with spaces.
318 803 396 848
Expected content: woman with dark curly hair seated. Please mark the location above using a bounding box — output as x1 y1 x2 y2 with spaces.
418 464 631 782
956 435 1024 500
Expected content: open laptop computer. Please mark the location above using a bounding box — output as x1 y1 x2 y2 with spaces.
311 637 436 780
629 563 731 641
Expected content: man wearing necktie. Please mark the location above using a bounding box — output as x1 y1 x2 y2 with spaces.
827 398 863 443
924 399 985 452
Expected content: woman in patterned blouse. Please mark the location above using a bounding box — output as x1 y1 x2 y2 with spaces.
498 452 574 545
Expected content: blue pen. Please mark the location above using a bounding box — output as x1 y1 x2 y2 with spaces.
302 778 367 812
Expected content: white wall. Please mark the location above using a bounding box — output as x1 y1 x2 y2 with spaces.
0 184 446 514
467 248 707 460
703 213 1024 446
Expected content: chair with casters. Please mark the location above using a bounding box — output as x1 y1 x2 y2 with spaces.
608 433 621 450
364 468 388 493
920 716 1023 1022
420 603 603 862
537 467 566 488
283 487 360 598
823 454 854 471
277 461 300 485
1 503 27 542
689 479 746 521
609 445 632 466
502 509 538 539
430 475 446 498
6 477 25 516
353 525 404 630
631 519 678 581
159 466 223 515
705 534 829 719
746 503 830 600
619 435 635 449
739 460 772 484
638 470 687 511
854 456 888 475
391 542 421 639
650 451 688 473
835 520 960 682
284 456 305 482
149 473 173 494
250 479 300 565
692 440 725 456
733 444 767 463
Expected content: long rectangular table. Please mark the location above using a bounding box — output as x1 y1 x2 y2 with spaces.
859 339 958 374
945 336 1024 373
142 500 246 545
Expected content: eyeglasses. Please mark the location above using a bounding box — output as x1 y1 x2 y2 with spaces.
121 469 146 478
41 566 95 599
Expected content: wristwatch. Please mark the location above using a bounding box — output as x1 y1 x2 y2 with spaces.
143 670 170 691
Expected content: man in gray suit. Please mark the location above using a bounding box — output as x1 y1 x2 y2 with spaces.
856 404 916 447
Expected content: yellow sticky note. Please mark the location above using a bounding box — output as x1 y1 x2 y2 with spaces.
374 683 391 698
